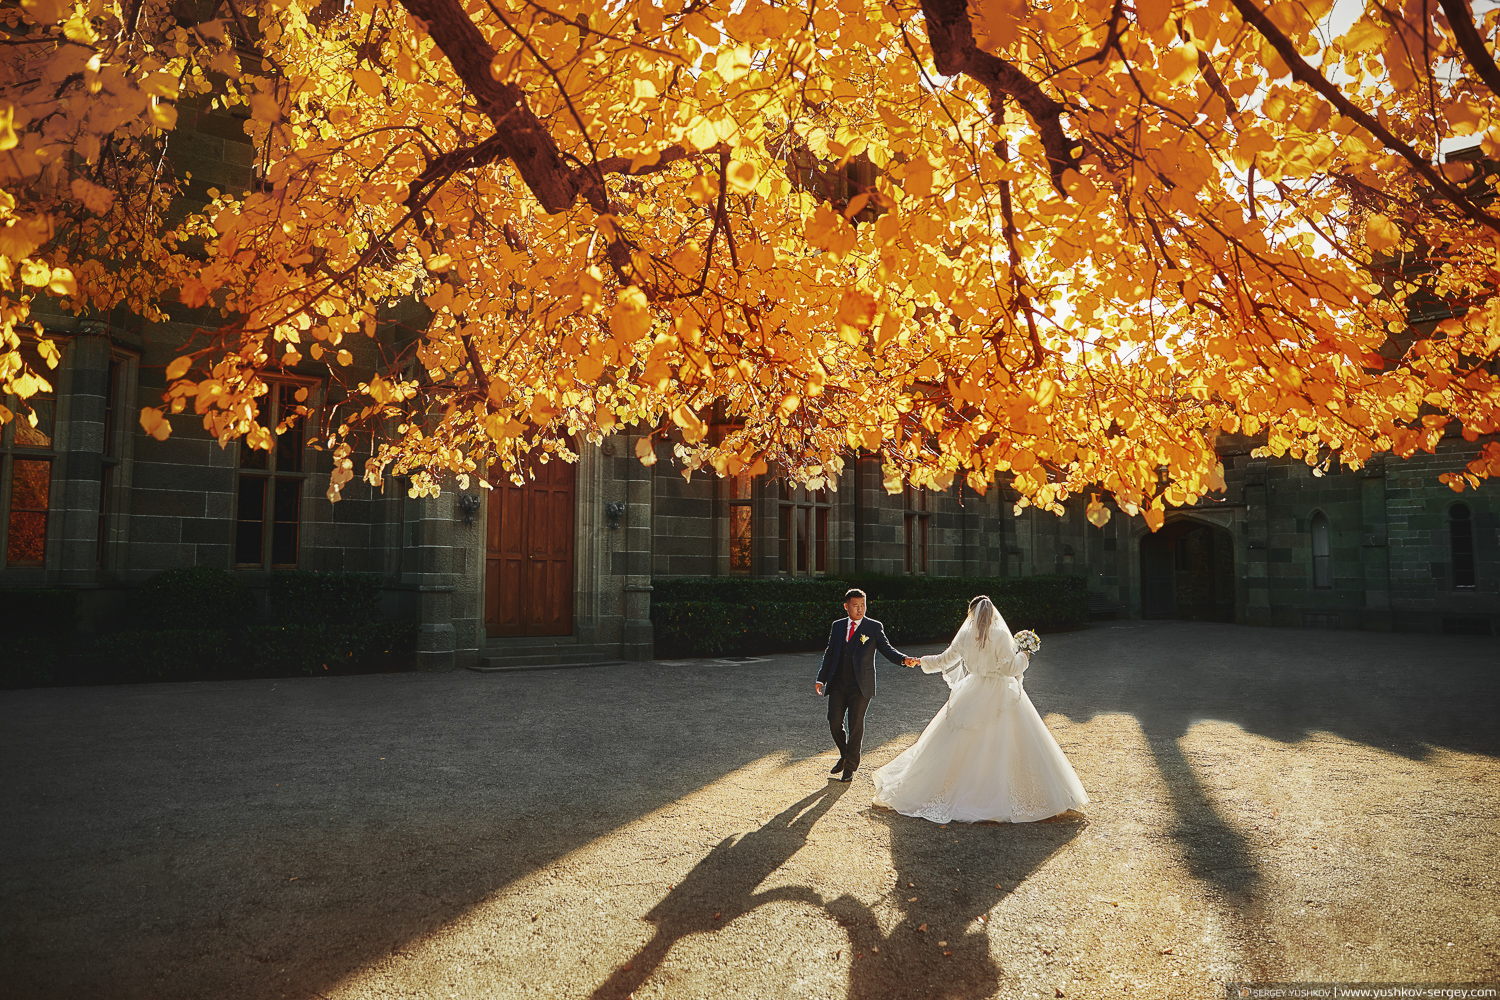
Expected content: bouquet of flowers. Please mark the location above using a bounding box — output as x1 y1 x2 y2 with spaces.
1013 630 1041 654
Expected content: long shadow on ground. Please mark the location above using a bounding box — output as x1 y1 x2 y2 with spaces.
0 623 1493 998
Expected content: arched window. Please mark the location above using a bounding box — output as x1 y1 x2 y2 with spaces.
1311 512 1332 589
1450 503 1476 588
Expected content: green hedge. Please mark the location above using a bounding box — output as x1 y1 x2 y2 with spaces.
92 621 418 683
0 588 79 688
81 568 416 685
134 566 254 630
651 574 1087 659
268 571 383 626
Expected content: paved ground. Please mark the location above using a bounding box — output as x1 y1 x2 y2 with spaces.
2 621 1498 1000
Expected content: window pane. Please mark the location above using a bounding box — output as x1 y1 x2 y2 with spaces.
1312 515 1332 589
7 458 50 564
815 507 828 572
1313 554 1331 589
275 384 304 472
1452 511 1476 588
730 504 752 574
236 476 266 565
918 515 928 573
795 506 808 572
240 393 271 469
904 513 914 574
729 470 752 501
103 359 119 458
97 465 113 567
778 505 790 572
14 398 54 449
271 477 301 567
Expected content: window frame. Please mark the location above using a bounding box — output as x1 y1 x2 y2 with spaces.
726 467 754 576
1310 511 1332 590
0 341 60 570
233 380 314 571
903 486 930 575
1449 502 1477 589
777 481 833 576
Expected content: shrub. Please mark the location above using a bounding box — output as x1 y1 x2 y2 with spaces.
91 628 238 684
267 571 384 626
134 567 254 630
0 588 79 688
243 620 418 676
650 575 1087 659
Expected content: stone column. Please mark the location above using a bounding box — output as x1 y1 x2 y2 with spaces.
402 492 457 670
1243 459 1272 625
621 431 654 660
53 330 112 585
1359 460 1393 630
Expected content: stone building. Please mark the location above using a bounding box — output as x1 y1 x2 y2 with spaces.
5 86 1495 669
5 316 1497 673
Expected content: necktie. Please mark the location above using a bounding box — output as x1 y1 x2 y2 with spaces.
847 620 857 642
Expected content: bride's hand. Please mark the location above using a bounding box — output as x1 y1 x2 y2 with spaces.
904 657 920 668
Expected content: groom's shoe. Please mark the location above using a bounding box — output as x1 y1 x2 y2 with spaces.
839 762 855 782
830 757 846 775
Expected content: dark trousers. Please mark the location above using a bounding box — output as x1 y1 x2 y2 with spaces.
827 686 872 768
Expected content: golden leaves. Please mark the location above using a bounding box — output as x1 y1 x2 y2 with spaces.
836 289 878 344
805 204 857 258
138 407 172 441
611 286 653 342
1364 214 1402 253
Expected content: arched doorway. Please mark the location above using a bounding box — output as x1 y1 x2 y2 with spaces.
485 459 575 636
1140 519 1235 621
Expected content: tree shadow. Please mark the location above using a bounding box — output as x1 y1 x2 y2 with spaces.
830 808 1084 1000
589 786 1082 1000
1033 622 1500 910
591 783 849 1000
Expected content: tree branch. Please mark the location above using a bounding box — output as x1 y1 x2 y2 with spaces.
1229 0 1500 234
920 0 1082 193
1437 0 1500 98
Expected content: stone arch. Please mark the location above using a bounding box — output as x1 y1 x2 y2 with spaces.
1137 514 1236 621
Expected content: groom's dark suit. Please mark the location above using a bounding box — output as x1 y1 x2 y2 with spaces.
816 616 907 773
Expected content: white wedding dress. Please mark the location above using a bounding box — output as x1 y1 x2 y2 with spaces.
872 612 1088 824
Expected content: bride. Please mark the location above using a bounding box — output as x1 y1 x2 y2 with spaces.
872 596 1088 824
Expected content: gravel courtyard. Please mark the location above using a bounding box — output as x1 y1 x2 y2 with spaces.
2 621 1497 999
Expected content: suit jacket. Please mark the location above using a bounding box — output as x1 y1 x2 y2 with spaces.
816 616 907 699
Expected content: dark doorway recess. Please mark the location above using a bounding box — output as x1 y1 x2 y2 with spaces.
1140 519 1235 622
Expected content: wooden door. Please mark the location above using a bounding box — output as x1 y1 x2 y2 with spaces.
485 459 575 636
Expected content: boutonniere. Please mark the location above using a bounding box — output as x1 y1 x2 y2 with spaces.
858 634 869 644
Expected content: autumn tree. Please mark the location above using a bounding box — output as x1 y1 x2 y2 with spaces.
4 0 1500 525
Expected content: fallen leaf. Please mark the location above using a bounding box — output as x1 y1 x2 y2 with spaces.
288 876 297 881
531 912 540 921
917 923 927 933
909 883 915 888
871 946 879 954
996 884 1004 890
1056 989 1066 998
1160 947 1173 954
622 962 632 971
713 912 721 920
943 950 952 957
939 940 948 946
908 896 918 902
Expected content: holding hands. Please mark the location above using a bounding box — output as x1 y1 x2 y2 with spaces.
904 657 921 668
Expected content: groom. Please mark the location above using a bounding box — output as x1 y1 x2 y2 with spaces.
815 588 912 782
